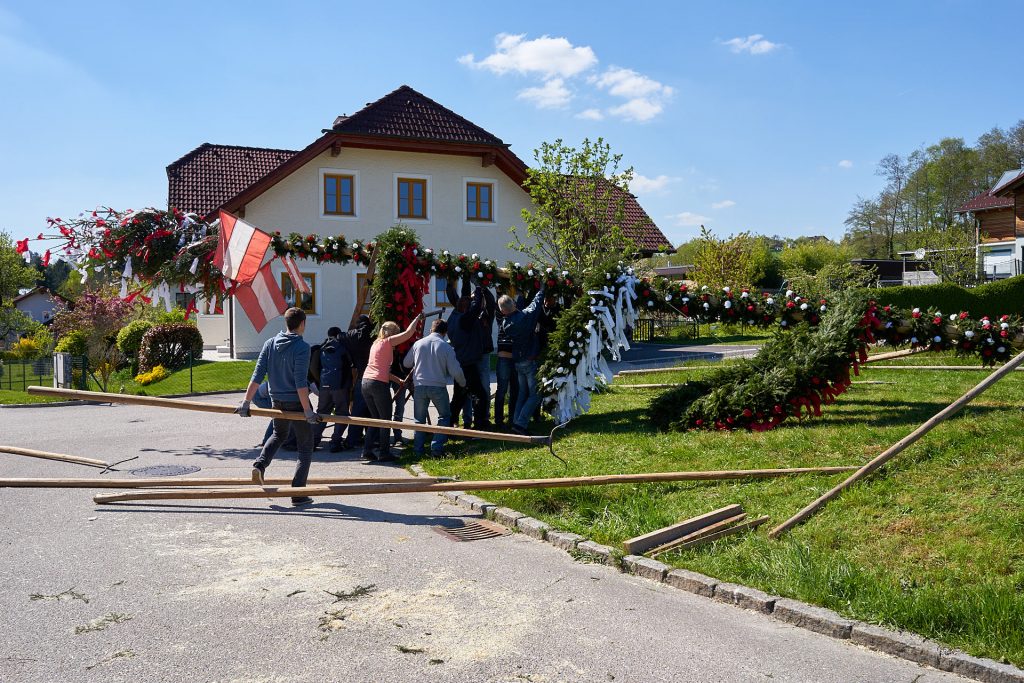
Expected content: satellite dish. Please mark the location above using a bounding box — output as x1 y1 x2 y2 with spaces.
913 248 926 260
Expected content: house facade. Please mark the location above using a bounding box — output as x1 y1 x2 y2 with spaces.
167 86 670 358
13 287 66 325
958 169 1024 280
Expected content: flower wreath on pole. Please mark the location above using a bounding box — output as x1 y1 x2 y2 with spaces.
18 212 1024 433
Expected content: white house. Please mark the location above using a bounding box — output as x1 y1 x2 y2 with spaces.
167 86 670 358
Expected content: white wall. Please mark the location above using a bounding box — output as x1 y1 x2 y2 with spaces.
978 239 1023 280
200 146 535 357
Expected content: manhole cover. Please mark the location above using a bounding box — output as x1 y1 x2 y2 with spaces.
129 465 201 477
432 519 510 542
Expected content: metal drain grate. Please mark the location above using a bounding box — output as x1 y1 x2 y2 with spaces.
129 465 201 477
432 519 511 542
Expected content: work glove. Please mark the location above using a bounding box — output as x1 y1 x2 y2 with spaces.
304 406 323 425
234 400 251 418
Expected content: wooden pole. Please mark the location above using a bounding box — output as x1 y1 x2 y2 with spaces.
672 515 770 550
0 445 112 469
623 504 742 554
26 387 546 447
614 348 921 377
649 512 748 557
769 349 1024 539
864 365 1023 372
92 466 860 504
616 381 892 390
861 348 921 364
0 476 450 489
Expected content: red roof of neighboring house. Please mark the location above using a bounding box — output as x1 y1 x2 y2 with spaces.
606 182 672 253
332 85 507 145
958 192 1014 212
166 143 298 216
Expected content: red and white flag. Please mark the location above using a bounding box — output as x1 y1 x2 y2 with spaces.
215 210 272 284
234 262 287 333
282 254 311 294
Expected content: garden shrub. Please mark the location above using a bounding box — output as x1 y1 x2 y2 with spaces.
870 274 1024 318
134 364 170 385
116 320 153 358
54 330 88 356
8 337 41 360
138 323 203 371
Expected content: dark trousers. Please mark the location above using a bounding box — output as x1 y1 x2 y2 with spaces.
315 385 351 446
494 356 519 426
361 379 393 458
391 381 408 440
451 361 490 430
254 400 314 502
344 371 367 446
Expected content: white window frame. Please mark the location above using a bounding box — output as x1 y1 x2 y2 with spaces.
279 263 321 318
319 168 360 221
393 172 432 224
463 176 498 225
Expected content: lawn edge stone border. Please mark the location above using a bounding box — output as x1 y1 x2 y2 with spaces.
408 463 1024 683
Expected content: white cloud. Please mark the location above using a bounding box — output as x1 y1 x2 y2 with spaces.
838 159 853 169
460 35 672 122
668 211 710 227
631 174 677 194
458 33 597 79
517 78 572 109
711 199 736 209
722 34 782 55
592 66 673 123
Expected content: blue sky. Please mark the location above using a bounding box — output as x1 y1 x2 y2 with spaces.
2 0 1021 248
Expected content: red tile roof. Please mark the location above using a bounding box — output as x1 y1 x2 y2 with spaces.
958 192 1013 212
332 85 506 146
613 185 672 253
166 143 298 216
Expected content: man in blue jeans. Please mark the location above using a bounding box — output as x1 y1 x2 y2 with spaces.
235 307 322 508
403 319 465 456
496 283 546 435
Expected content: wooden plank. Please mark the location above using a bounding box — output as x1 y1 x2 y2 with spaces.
648 512 748 557
623 504 744 554
0 445 111 469
769 348 1024 538
864 365 1022 371
674 515 770 550
0 476 449 489
92 466 862 504
26 387 545 447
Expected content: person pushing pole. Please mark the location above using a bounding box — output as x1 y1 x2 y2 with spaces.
235 307 323 508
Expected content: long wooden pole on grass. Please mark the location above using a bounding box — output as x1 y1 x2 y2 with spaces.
0 445 112 469
26 387 546 447
614 348 921 377
0 475 451 489
769 349 1024 538
92 466 860 504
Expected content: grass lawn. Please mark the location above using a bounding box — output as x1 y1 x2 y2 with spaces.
0 360 255 404
416 361 1024 666
652 322 773 346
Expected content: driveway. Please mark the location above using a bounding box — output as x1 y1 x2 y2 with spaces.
0 396 966 682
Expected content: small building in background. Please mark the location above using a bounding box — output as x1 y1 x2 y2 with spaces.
851 258 937 287
958 169 1024 280
12 287 66 325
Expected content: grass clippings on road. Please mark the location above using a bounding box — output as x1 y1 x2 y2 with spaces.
417 361 1024 667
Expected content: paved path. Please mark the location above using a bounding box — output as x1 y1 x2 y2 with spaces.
0 396 965 682
610 342 762 373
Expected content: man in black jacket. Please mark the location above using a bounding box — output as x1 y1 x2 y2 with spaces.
450 286 492 430
314 327 353 452
342 314 374 449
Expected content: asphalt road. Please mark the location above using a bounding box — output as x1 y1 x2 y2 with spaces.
0 396 967 683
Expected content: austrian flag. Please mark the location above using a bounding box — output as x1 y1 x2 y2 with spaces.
282 254 311 295
214 211 272 284
233 262 287 333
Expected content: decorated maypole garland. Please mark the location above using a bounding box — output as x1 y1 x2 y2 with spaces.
17 213 1024 434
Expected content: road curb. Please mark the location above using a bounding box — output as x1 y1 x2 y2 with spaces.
410 464 1024 683
0 400 104 409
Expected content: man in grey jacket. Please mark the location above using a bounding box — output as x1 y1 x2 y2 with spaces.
403 319 466 457
235 307 322 507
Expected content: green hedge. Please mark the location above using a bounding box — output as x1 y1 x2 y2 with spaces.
869 275 1024 318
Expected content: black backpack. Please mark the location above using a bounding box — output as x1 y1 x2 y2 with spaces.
308 343 323 385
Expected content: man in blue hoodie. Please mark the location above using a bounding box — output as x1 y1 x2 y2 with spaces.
235 307 321 507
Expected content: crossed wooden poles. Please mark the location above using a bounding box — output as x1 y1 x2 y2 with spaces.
16 348 1024 537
